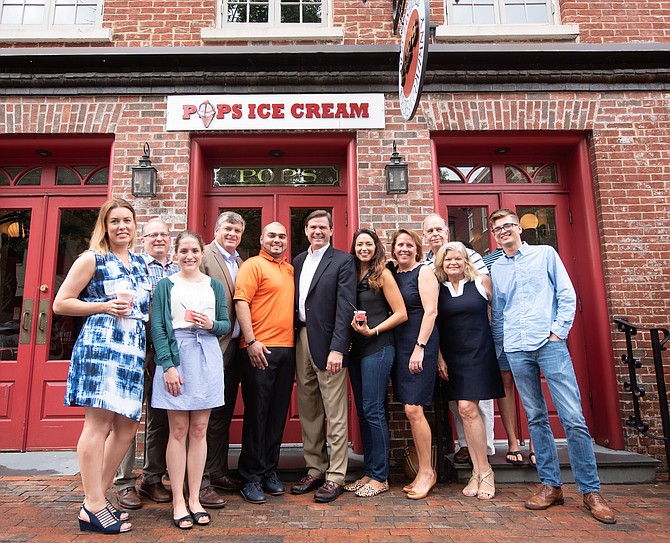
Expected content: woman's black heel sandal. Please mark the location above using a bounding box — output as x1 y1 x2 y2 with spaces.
78 504 131 534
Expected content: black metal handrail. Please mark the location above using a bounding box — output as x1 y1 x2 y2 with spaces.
614 317 670 471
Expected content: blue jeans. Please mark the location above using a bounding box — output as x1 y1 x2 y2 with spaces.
506 340 600 494
348 345 394 482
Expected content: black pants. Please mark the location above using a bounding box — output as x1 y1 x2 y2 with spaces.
202 341 241 487
238 346 295 483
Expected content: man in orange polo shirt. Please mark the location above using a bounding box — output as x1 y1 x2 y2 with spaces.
234 222 295 504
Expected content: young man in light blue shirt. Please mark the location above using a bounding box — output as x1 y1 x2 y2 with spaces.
489 208 616 525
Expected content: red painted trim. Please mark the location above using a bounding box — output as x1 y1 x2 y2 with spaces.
567 139 624 449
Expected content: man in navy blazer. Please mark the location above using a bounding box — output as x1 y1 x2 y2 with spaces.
291 210 356 503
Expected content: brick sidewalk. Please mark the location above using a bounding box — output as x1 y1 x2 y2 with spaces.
1 476 670 542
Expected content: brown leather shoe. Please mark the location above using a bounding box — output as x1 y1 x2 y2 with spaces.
524 484 564 510
314 481 344 503
453 446 471 464
138 481 172 503
291 474 325 495
117 487 142 510
583 491 617 524
199 486 227 509
210 474 241 491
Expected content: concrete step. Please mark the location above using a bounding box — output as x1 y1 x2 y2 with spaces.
447 444 660 484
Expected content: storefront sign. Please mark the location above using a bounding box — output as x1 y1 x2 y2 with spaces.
166 94 385 131
399 0 429 121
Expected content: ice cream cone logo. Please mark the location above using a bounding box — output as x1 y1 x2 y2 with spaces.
197 100 216 128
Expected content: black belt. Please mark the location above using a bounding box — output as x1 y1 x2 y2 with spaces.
296 321 306 328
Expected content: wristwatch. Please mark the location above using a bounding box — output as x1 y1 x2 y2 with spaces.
415 341 426 348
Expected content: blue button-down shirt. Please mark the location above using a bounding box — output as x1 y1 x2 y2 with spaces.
142 253 179 290
491 242 576 354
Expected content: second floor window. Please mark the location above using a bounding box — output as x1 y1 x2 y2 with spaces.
227 0 322 25
0 0 99 26
448 0 551 26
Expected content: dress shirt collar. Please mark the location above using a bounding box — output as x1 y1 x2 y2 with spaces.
308 243 330 259
214 240 239 261
504 241 529 259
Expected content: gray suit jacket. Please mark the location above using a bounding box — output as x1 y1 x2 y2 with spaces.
201 241 243 353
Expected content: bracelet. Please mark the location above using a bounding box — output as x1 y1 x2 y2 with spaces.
375 327 380 336
246 338 257 346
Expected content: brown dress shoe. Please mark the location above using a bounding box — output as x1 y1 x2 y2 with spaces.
138 481 172 503
453 446 471 464
291 474 325 495
583 491 617 524
117 487 142 510
199 486 227 509
210 474 241 491
525 484 564 510
314 481 344 503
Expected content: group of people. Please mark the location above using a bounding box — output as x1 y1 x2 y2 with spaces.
54 199 616 534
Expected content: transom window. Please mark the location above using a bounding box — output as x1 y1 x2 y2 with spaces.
440 163 558 184
0 0 100 26
447 0 550 26
0 165 109 186
226 0 323 25
213 165 339 187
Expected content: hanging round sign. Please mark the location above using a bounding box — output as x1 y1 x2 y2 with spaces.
399 0 429 121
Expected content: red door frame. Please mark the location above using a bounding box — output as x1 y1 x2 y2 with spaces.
430 132 623 449
189 133 361 448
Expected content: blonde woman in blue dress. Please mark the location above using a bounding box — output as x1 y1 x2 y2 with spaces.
53 198 152 534
151 230 230 530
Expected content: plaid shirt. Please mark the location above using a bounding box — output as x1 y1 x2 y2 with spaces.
142 253 179 290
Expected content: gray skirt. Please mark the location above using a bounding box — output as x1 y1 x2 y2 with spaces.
152 328 224 411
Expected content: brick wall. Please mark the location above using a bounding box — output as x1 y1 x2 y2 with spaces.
7 0 670 48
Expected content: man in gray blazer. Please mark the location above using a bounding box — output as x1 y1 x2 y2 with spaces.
198 211 246 508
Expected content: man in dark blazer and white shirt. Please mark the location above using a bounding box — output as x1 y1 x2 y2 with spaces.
198 211 246 508
291 210 357 503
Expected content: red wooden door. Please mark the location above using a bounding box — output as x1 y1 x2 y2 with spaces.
205 194 349 444
439 192 591 442
1 196 103 450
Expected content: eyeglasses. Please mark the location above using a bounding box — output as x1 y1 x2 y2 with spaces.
143 232 170 239
491 223 519 236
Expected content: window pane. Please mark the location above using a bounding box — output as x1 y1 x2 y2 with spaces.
505 165 530 183
439 166 464 183
505 4 525 23
15 168 42 185
281 4 299 22
447 206 491 257
1 5 24 24
56 167 81 185
473 5 495 24
86 167 109 185
451 6 472 24
517 206 557 251
534 164 557 183
302 3 321 23
527 4 548 22
213 166 339 187
249 3 268 22
0 209 31 361
50 209 98 360
53 4 74 23
227 3 247 22
23 4 43 23
76 4 95 24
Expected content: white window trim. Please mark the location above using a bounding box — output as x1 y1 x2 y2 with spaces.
0 0 110 42
0 26 111 41
202 0 342 42
202 24 342 41
438 0 578 42
435 23 578 42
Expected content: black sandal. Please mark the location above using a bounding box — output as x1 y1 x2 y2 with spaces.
173 514 194 530
79 504 132 534
192 511 211 525
529 452 537 466
506 450 525 466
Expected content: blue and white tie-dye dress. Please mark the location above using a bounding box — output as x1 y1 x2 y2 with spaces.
64 251 151 421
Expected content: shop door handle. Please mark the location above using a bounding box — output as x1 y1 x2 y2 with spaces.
19 299 34 345
35 299 51 345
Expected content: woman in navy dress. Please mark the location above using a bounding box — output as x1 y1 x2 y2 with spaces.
344 228 407 497
53 198 151 534
435 241 504 500
390 228 439 500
